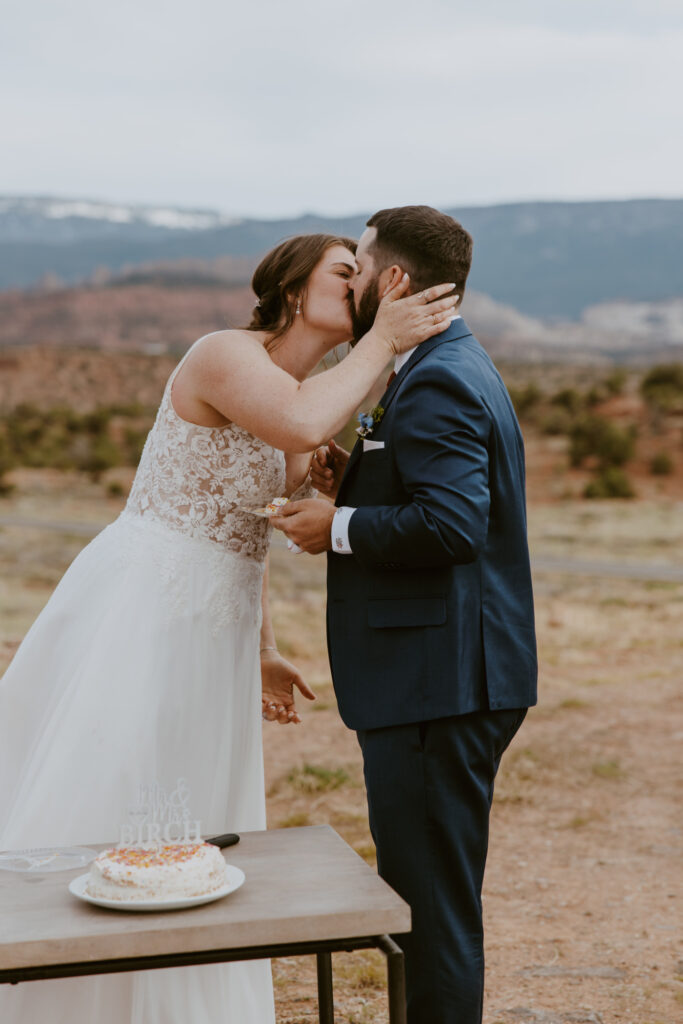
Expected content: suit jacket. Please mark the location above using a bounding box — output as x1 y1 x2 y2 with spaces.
326 318 537 731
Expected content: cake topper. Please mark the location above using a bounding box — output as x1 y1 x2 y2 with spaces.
118 778 202 847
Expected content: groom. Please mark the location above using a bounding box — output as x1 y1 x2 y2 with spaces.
273 205 537 1024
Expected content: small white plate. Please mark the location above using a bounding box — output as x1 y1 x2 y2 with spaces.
239 499 289 518
68 864 245 912
0 847 96 873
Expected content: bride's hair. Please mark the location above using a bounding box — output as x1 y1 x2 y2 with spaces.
246 234 357 348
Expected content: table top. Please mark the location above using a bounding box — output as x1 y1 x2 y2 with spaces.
0 826 411 971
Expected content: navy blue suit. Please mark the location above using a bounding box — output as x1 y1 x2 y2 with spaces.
326 318 537 1022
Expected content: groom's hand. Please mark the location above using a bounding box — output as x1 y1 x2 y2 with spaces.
272 499 335 554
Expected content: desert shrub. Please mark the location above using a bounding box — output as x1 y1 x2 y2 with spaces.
597 422 637 467
287 763 350 793
6 405 45 457
584 467 636 499
650 451 673 475
82 409 112 435
25 426 77 470
11 401 41 420
63 409 88 433
73 435 122 480
509 382 542 419
0 433 14 496
586 384 607 407
551 387 583 415
109 402 147 417
123 427 149 465
605 368 627 395
640 363 683 411
0 405 152 474
539 409 572 435
106 480 126 497
6 407 78 464
42 406 75 428
569 415 636 468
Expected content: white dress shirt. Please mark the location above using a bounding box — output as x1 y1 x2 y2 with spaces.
330 317 461 555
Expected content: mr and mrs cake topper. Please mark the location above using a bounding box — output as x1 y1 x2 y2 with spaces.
118 778 202 848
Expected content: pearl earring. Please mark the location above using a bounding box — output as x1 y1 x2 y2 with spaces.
295 298 302 316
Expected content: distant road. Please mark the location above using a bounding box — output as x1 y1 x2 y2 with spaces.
0 516 108 538
530 555 683 583
1 515 682 584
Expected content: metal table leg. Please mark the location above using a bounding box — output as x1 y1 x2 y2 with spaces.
317 950 335 1023
376 935 407 1024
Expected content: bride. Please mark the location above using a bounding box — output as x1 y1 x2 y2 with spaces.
0 232 457 1023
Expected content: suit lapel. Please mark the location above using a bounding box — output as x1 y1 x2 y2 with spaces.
379 318 473 418
336 318 473 504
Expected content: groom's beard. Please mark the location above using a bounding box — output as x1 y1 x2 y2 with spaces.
349 278 381 345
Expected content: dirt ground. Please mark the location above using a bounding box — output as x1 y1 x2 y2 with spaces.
0 472 681 1024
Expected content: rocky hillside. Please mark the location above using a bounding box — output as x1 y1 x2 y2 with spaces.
1 275 682 365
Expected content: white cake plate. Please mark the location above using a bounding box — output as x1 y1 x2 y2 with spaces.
0 847 96 873
68 863 245 912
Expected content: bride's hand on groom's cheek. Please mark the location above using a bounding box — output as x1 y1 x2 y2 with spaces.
271 499 335 554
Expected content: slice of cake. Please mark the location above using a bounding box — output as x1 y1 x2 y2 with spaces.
86 842 228 901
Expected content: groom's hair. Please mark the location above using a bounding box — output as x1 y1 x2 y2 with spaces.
366 206 472 301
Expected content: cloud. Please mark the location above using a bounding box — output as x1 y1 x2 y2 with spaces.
1 1 681 215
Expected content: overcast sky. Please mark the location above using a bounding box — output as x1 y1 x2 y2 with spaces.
2 1 681 218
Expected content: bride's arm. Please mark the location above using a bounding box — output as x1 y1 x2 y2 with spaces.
284 451 314 498
259 559 316 725
194 281 456 453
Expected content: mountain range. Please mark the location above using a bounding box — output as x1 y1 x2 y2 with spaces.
1 196 682 363
1 195 682 317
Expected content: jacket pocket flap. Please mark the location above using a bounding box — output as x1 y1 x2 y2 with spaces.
368 597 447 629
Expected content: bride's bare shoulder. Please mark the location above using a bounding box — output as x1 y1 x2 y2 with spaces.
199 328 266 350
185 329 268 376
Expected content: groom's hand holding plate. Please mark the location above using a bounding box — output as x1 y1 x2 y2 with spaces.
271 499 335 554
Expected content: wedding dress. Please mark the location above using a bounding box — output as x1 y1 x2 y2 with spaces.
0 335 285 1023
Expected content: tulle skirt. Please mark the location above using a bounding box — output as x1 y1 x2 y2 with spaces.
0 511 275 1023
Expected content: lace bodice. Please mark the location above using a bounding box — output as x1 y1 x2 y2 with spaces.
125 341 287 562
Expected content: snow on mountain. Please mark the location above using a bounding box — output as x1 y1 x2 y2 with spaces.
0 196 242 242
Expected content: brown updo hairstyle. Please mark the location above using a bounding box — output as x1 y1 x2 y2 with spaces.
246 233 357 349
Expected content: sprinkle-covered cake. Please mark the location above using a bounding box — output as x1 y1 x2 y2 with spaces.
260 496 289 515
86 842 228 901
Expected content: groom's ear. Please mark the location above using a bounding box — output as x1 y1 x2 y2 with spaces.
379 264 409 298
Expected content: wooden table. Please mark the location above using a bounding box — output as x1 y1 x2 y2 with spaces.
0 825 411 1023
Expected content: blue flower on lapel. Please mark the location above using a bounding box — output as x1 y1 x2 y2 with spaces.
356 404 385 439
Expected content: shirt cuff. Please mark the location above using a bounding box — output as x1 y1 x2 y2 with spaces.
331 506 355 554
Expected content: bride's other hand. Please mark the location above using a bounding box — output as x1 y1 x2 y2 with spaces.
261 650 316 725
310 439 350 499
373 275 459 355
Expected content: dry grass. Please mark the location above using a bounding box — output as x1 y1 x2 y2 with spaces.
1 472 682 1023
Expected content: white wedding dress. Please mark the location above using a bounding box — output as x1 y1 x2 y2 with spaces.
0 337 285 1022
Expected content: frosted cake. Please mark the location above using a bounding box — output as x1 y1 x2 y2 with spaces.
86 842 227 901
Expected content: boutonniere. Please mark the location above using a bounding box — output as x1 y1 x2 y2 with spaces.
356 404 385 439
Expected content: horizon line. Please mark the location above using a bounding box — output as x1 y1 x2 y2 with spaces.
1 192 682 223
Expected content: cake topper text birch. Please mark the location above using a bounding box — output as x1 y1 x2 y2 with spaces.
119 778 202 847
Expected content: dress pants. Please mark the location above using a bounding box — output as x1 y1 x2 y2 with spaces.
357 707 526 1024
